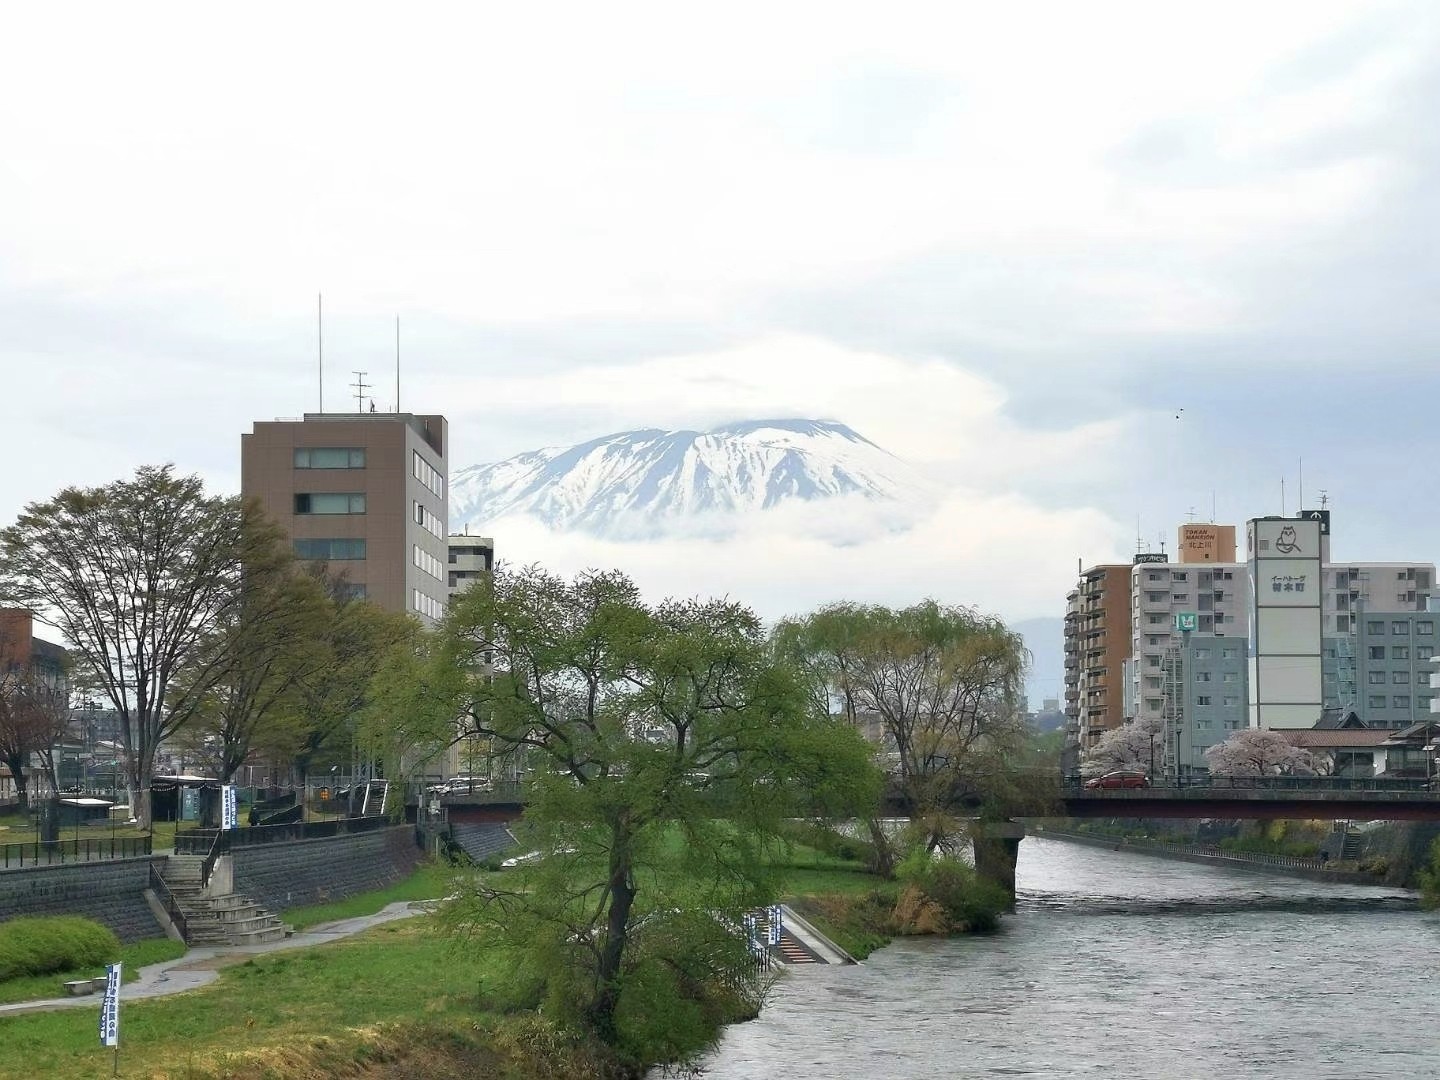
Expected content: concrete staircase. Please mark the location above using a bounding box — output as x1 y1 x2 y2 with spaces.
159 855 288 947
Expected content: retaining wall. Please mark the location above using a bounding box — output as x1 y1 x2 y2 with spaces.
0 857 163 942
231 826 422 914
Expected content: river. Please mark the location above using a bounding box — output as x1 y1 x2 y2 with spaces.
695 838 1436 1079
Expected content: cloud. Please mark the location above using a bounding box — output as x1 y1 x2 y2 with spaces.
486 487 1126 626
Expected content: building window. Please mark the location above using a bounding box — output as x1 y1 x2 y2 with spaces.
412 500 444 539
1194 648 1211 660
1368 671 1386 685
293 538 366 560
1146 677 1162 689
1148 615 1165 625
1419 646 1434 661
1222 647 1239 659
1393 621 1411 636
294 492 365 515
1369 646 1385 660
1173 594 1189 603
1196 695 1212 706
1195 672 1212 683
1393 671 1410 685
1421 695 1433 711
1367 621 1385 635
1393 646 1410 661
1172 573 1187 582
294 447 366 469
1368 695 1386 709
1223 696 1240 706
1336 615 1351 633
1145 698 1162 711
412 589 445 621
1394 695 1411 710
334 583 368 601
412 451 444 497
413 545 445 581
1223 672 1238 682
1146 655 1161 668
1420 621 1435 636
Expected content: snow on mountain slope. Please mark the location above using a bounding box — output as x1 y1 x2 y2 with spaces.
450 419 937 539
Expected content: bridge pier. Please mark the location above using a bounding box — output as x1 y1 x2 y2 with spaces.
972 822 1024 897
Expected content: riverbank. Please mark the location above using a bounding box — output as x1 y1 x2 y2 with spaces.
1032 826 1391 886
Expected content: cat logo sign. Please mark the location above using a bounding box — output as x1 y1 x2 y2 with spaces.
1174 612 1198 633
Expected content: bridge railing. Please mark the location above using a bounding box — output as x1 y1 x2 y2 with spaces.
1063 774 1435 793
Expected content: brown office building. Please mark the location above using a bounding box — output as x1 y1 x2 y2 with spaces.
241 412 449 624
1177 523 1237 564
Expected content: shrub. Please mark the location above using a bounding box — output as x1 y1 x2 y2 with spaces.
893 855 1009 934
0 916 120 982
1358 855 1390 877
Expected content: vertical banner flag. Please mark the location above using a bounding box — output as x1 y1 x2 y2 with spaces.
221 784 238 831
99 962 121 1048
768 905 782 946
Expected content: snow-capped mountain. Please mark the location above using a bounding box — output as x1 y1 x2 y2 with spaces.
450 419 935 539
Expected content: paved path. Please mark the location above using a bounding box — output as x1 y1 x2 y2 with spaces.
0 900 438 1018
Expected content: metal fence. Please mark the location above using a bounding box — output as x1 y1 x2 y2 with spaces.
173 814 395 854
1064 774 1439 793
0 835 152 869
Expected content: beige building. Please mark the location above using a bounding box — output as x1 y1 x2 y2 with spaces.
241 412 449 625
1063 564 1133 749
1177 523 1236 564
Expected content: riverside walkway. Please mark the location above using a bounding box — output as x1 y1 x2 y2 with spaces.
0 900 433 1017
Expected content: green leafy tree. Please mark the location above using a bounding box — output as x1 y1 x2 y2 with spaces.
412 565 876 1073
775 600 1031 863
0 467 283 827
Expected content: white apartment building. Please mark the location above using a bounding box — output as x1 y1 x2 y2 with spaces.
1322 563 1436 635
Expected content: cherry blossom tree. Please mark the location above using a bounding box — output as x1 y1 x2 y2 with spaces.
1205 728 1314 776
1082 716 1164 778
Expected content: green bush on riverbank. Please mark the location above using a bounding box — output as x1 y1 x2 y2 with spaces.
0 916 119 983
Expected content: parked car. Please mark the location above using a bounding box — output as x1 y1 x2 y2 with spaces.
443 776 492 795
1085 770 1150 790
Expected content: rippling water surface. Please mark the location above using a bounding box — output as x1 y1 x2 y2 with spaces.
693 839 1439 1079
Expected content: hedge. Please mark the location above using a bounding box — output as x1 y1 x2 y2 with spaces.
0 916 121 982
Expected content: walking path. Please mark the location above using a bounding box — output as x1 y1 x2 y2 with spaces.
0 900 436 1018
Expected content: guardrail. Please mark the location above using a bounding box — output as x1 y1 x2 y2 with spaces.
148 861 190 941
1064 775 1437 793
0 835 152 869
174 815 395 853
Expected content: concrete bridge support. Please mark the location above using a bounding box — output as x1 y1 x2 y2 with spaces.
971 822 1024 897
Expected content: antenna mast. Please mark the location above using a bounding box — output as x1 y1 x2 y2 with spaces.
317 293 324 413
351 371 371 413
395 316 401 413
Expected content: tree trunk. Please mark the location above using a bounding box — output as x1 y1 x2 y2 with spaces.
133 758 153 831
588 818 636 1046
866 817 897 879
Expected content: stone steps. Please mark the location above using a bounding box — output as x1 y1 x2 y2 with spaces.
158 856 288 948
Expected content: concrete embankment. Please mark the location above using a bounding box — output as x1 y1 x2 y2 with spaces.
1032 827 1388 886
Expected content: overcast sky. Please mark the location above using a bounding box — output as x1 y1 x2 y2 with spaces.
4 2 1439 699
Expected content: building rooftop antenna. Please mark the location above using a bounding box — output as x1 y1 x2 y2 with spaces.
1319 490 1329 509
350 371 371 413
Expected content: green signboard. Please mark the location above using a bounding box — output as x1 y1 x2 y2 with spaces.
1174 612 1198 633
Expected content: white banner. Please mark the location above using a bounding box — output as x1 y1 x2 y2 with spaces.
221 785 238 831
99 962 121 1048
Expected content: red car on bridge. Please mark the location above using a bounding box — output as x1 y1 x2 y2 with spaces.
1084 770 1150 790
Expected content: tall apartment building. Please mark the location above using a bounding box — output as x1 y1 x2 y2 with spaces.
241 412 450 625
1322 563 1434 635
1063 564 1132 750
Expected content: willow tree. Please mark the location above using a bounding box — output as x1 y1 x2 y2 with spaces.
774 600 1031 862
0 466 284 827
398 565 876 1073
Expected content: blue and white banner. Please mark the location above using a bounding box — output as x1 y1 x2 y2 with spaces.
767 905 782 945
221 785 238 831
98 962 121 1048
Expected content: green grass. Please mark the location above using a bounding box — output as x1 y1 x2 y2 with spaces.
283 862 459 931
0 918 506 1080
0 937 187 1006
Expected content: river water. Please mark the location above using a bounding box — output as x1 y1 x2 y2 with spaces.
696 839 1438 1079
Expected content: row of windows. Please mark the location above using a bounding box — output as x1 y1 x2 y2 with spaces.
412 451 443 497
294 538 366 561
413 544 444 582
413 500 444 539
413 589 444 621
294 447 366 469
1367 695 1430 710
1195 672 1240 683
1193 647 1242 660
1194 696 1242 707
1365 645 1435 661
295 492 366 515
1368 671 1418 685
1366 620 1434 636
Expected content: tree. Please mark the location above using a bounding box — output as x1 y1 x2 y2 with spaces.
0 466 282 827
177 557 332 785
0 658 69 811
1082 716 1165 778
411 565 876 1072
773 600 1030 861
1205 729 1314 776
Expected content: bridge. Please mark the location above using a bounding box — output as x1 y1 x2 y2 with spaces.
1062 775 1440 821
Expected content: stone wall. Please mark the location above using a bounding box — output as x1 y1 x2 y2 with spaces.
231 826 422 914
0 857 163 942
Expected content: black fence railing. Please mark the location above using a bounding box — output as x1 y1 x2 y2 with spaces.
148 861 190 941
1064 774 1440 793
0 835 152 869
173 814 396 854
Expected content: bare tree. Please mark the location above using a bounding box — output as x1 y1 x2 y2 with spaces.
0 616 69 810
0 466 284 827
1205 728 1314 776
